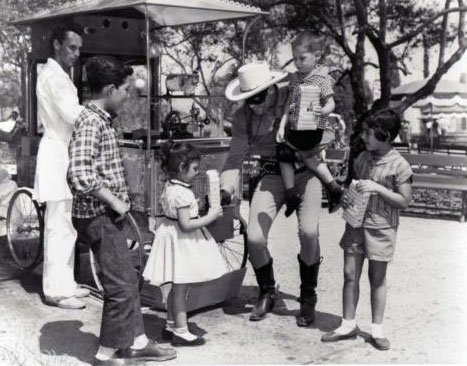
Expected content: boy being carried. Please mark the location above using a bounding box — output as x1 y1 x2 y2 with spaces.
277 30 343 216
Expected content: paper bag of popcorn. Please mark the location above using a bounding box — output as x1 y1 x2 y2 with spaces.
342 180 370 228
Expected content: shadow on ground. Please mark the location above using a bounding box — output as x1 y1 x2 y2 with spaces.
39 320 97 364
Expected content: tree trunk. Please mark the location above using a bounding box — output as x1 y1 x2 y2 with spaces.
422 31 430 78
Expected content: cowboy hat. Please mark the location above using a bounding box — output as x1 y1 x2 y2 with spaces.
225 62 288 101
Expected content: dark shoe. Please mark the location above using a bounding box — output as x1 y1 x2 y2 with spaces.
161 327 173 340
250 260 276 321
171 333 206 347
119 340 177 362
249 290 276 321
296 256 320 327
284 192 301 217
321 326 359 342
296 294 317 327
371 336 391 350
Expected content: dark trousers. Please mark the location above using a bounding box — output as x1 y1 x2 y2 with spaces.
73 212 145 349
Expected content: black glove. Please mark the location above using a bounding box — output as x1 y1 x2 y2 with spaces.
220 189 232 206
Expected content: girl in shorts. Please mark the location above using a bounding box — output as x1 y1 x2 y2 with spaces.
321 109 413 351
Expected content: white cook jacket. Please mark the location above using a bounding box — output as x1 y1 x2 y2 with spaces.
33 58 84 202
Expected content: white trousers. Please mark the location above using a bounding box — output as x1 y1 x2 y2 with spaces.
42 199 78 298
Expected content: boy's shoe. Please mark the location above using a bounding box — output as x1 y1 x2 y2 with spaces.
284 193 301 217
119 340 177 361
171 334 206 347
371 336 391 350
321 326 359 342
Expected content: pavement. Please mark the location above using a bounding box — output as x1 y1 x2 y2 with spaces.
1 205 467 365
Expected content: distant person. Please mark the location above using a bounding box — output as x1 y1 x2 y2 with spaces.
143 141 228 347
276 30 343 216
322 109 413 351
68 56 177 365
34 24 89 309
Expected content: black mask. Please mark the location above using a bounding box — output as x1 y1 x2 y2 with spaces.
246 89 268 105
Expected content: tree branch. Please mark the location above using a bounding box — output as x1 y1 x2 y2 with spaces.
388 6 467 48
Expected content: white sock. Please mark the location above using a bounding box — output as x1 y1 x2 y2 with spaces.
166 320 175 331
371 323 385 338
174 326 197 341
95 346 118 360
335 318 356 334
131 334 149 350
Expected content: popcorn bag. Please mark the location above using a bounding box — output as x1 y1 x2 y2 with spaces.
295 84 321 130
206 169 221 210
342 180 370 228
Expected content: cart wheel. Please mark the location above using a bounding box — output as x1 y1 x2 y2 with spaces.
89 212 145 293
6 188 44 271
217 215 248 271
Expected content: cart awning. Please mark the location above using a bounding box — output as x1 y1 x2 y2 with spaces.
12 0 267 27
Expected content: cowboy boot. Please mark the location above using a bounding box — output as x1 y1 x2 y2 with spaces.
250 259 277 321
296 255 320 327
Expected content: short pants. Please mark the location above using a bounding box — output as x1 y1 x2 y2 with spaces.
339 224 397 262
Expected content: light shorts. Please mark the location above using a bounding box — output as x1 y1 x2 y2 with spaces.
339 224 397 262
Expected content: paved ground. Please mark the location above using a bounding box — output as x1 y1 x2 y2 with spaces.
1 205 467 365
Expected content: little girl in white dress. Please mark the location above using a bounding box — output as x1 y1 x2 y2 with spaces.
143 141 228 347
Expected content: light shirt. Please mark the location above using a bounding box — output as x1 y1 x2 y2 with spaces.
33 58 84 202
354 149 413 228
36 58 83 142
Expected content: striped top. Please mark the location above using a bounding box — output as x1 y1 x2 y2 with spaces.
67 104 129 218
354 149 413 229
287 66 334 130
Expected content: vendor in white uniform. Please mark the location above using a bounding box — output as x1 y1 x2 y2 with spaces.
34 24 89 309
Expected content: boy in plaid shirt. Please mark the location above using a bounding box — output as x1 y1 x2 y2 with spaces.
68 56 176 366
277 30 344 216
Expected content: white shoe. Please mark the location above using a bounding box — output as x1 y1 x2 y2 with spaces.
45 296 86 309
75 287 91 298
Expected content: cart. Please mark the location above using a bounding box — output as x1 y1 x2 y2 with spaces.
6 0 266 311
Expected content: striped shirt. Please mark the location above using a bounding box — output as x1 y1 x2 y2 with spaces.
287 66 334 130
67 103 129 218
354 149 413 229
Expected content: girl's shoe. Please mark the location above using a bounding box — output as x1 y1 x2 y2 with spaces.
321 326 359 342
371 336 390 350
171 334 206 347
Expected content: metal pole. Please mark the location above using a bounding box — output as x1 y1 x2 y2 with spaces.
145 5 152 155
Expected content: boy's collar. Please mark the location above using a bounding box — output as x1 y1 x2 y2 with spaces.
87 103 114 122
369 148 400 165
169 178 192 188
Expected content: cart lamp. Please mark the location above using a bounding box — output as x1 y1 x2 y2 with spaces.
134 78 146 90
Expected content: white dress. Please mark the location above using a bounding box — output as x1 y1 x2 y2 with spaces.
143 179 228 286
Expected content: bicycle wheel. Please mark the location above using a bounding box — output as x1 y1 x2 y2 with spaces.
89 212 145 293
217 215 248 271
6 188 44 271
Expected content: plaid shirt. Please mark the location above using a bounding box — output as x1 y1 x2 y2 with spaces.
354 149 413 229
287 66 334 130
67 103 129 218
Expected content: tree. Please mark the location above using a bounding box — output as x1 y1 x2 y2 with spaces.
253 0 467 118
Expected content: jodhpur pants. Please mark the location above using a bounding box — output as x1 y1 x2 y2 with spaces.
43 199 78 298
247 170 322 268
72 212 145 349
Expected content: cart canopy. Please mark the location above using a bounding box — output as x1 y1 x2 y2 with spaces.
12 0 266 27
